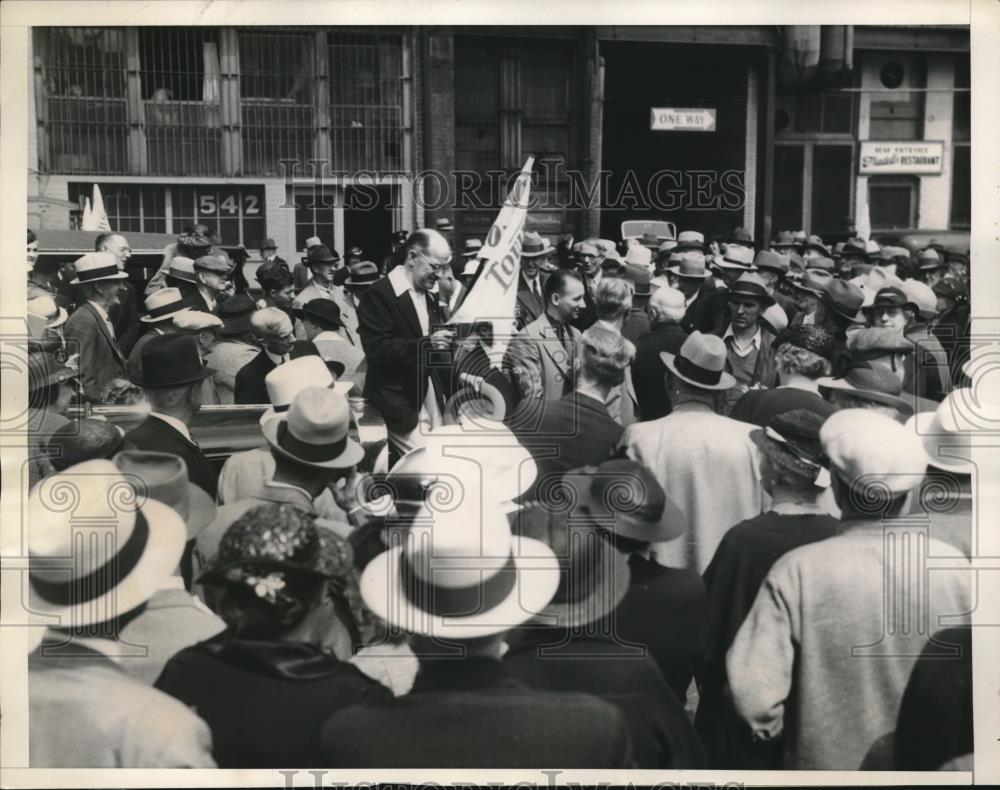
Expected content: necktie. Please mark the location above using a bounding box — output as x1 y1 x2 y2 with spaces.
554 322 574 360
531 277 541 302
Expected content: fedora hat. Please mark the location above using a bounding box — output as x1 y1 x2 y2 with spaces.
262 386 363 469
817 363 914 415
434 217 454 233
864 286 910 313
303 236 323 251
638 232 661 250
359 492 559 640
198 503 356 594
522 231 554 258
28 460 186 629
132 334 216 388
716 245 755 270
623 245 651 267
791 269 833 297
667 251 711 279
461 238 484 258
906 389 976 474
167 256 198 284
113 450 216 540
819 279 865 323
259 238 277 250
820 409 928 494
46 419 127 472
840 237 867 258
259 354 346 426
345 260 380 288
805 256 835 273
802 235 829 256
306 245 340 266
141 287 189 323
391 230 409 244
917 247 945 270
660 331 736 391
601 258 625 276
727 226 755 247
771 230 797 249
295 298 344 329
899 279 938 318
28 351 78 392
753 250 789 274
575 458 686 543
760 303 789 334
216 293 257 335
69 252 127 285
879 246 910 263
728 272 775 305
28 295 68 331
515 512 629 630
750 409 832 487
674 230 705 252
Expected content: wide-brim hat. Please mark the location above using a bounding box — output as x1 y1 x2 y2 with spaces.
674 231 706 252
727 227 755 247
660 331 736 391
28 461 187 630
69 252 128 285
906 409 973 475
140 291 189 323
359 504 560 640
461 240 484 258
261 387 364 469
131 334 217 388
817 369 913 415
345 261 380 287
306 245 341 266
28 297 69 330
728 273 775 305
522 232 554 257
819 280 866 323
258 381 353 426
791 270 833 297
803 237 829 256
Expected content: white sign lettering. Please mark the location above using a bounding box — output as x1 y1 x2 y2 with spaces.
858 141 945 175
650 107 717 132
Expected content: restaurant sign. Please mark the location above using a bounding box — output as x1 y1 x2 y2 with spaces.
651 107 717 132
858 141 945 175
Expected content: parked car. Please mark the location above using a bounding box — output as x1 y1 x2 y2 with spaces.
873 229 970 257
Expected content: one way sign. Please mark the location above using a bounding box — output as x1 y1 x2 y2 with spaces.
650 107 717 132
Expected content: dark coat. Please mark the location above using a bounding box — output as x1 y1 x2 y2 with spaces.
155 636 389 768
124 415 218 499
234 350 277 405
622 306 652 346
512 391 623 499
357 275 447 434
569 277 599 333
728 386 836 428
632 320 688 421
614 553 709 701
108 281 143 356
178 284 214 314
515 271 548 330
320 657 636 768
504 629 707 769
62 302 127 402
681 286 727 335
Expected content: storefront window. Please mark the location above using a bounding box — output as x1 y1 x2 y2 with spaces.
869 177 918 230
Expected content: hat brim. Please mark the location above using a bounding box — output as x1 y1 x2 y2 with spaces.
28 499 186 629
140 307 190 324
131 365 217 389
344 278 377 288
715 260 757 271
359 535 560 640
185 483 218 540
790 281 823 296
45 307 69 329
906 410 974 474
819 293 865 324
219 315 254 335
665 266 710 279
816 377 913 415
294 308 343 328
660 351 736 391
522 246 554 258
261 413 364 469
70 271 129 285
727 289 775 306
581 487 686 544
536 543 631 629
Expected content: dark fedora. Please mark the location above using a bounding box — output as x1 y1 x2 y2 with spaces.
803 234 829 256
306 244 341 266
132 333 216 388
728 273 775 306
864 286 911 313
216 293 258 336
728 226 755 247
259 238 278 250
638 232 661 250
344 260 380 287
819 279 865 323
46 419 127 472
295 298 344 329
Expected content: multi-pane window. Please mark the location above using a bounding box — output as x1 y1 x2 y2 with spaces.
293 186 337 252
67 183 165 233
869 177 919 230
328 31 405 173
454 39 500 172
239 29 315 176
42 28 128 174
521 46 574 166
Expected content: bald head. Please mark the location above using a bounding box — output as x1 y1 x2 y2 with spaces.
404 229 452 292
649 286 686 324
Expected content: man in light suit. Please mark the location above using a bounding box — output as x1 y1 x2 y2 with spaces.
62 252 129 402
514 231 552 330
504 269 586 434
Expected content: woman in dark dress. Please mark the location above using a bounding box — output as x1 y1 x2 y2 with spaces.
156 503 389 767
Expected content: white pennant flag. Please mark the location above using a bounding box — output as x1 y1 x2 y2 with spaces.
80 197 94 230
91 184 112 232
447 156 534 363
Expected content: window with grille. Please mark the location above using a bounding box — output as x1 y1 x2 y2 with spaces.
951 54 970 229
138 27 224 175
293 186 337 253
68 183 165 233
328 31 404 173
239 29 316 176
40 28 129 174
869 177 918 230
455 40 500 172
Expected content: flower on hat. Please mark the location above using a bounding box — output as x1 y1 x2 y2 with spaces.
242 571 288 604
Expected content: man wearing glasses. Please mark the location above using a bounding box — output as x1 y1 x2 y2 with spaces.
357 229 455 462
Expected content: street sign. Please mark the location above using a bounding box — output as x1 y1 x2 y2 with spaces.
858 141 945 175
650 107 717 132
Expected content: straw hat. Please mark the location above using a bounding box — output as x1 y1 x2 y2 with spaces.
262 386 364 469
69 252 127 285
660 331 736 391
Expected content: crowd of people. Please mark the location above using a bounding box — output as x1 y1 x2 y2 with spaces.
23 217 975 771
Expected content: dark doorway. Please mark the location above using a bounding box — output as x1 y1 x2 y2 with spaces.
344 185 394 264
600 42 750 243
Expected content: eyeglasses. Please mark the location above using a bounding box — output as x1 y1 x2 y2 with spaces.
414 251 452 271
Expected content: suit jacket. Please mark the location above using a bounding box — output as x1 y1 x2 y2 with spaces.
515 271 548 330
125 415 218 499
205 339 260 404
156 635 388 768
504 313 581 432
29 638 215 767
109 281 143 356
179 283 214 313
569 275 599 332
320 657 636 768
615 553 710 701
504 628 706 769
357 275 447 434
63 302 127 401
632 320 688 421
234 349 278 405
117 584 226 686
681 286 727 335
